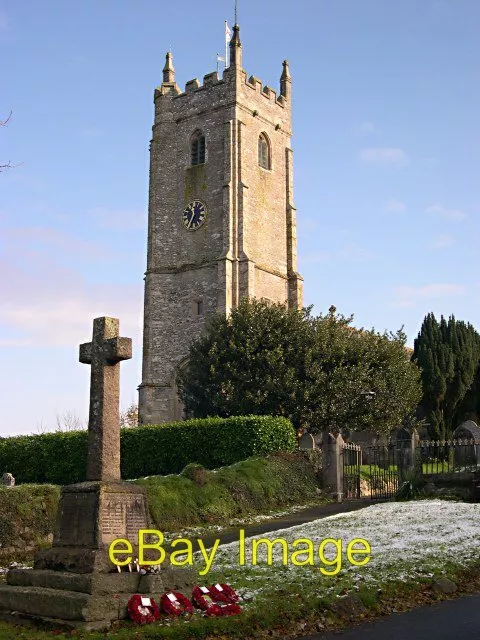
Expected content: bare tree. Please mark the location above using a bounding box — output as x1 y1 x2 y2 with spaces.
1 112 16 172
55 410 87 432
34 418 49 435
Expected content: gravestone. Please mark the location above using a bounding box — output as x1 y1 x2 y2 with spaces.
453 420 480 468
348 429 378 465
0 317 194 631
1 472 15 487
299 432 315 450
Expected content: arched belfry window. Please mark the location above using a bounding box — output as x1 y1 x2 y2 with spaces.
191 130 206 166
258 133 271 169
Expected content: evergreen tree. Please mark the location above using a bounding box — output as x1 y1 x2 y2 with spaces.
413 313 480 438
177 300 422 436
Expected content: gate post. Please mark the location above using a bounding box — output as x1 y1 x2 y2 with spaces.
322 431 345 502
396 427 419 483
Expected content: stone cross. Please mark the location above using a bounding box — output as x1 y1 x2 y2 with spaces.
79 317 132 482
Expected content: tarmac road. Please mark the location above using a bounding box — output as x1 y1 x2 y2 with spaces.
297 593 480 640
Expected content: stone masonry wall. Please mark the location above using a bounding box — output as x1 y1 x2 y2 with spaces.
139 47 302 425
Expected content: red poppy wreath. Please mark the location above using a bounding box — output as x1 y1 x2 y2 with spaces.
192 585 241 617
209 583 240 604
127 594 161 624
160 591 194 616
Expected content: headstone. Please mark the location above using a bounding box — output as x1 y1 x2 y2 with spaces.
299 432 315 450
348 429 378 465
1 472 15 487
452 420 480 468
0 317 194 631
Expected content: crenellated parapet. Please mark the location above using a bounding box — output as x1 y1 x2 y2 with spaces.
154 48 291 115
243 73 288 108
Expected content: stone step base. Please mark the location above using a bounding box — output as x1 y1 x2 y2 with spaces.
7 567 195 595
0 584 120 623
0 567 196 630
0 610 112 633
6 568 154 595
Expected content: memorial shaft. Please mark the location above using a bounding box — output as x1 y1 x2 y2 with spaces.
79 317 132 482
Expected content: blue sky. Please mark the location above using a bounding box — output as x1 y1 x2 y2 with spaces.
1 0 478 436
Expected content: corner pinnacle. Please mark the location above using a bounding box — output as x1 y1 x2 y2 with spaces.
163 51 175 84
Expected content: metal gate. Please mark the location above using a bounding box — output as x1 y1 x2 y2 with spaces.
343 443 362 499
368 444 398 500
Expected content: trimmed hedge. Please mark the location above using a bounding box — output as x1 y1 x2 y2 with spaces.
0 415 296 485
0 451 322 563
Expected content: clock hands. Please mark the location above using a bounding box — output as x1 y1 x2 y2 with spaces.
183 200 206 230
186 203 195 228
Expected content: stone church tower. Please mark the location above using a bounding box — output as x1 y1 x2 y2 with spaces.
138 24 303 425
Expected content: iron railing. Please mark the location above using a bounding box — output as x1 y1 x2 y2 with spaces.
419 439 480 474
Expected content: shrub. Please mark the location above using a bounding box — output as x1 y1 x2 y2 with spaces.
0 415 296 485
0 484 60 558
180 463 210 486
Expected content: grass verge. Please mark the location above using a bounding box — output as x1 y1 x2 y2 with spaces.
0 451 323 564
0 558 478 639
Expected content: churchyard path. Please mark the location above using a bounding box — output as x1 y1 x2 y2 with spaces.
170 498 375 551
298 592 480 640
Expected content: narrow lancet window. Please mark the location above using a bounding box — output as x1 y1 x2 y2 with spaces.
191 131 206 165
258 133 270 169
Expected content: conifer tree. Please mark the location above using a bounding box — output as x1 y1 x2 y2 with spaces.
413 313 480 438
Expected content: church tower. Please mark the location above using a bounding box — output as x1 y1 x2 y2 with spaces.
138 24 303 425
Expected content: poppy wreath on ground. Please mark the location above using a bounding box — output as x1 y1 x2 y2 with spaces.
209 583 239 604
192 585 241 617
127 594 161 624
216 602 242 616
160 591 194 616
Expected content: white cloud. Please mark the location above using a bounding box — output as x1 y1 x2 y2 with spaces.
394 283 466 308
425 204 466 221
431 233 454 249
0 227 143 347
361 122 376 133
385 199 406 213
0 262 143 348
2 226 108 260
359 147 408 166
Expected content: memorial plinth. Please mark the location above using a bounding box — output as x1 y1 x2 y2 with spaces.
0 318 194 631
34 481 151 574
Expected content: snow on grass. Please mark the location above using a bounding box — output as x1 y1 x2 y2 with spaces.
163 501 320 543
203 500 480 597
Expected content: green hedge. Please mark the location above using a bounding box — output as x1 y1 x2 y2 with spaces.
0 416 296 485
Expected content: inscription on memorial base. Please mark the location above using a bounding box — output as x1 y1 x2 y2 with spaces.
101 494 147 543
34 482 150 573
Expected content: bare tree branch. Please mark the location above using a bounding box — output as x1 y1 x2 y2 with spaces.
1 111 17 172
1 111 12 127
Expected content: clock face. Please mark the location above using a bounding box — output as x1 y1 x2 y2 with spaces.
182 200 207 230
